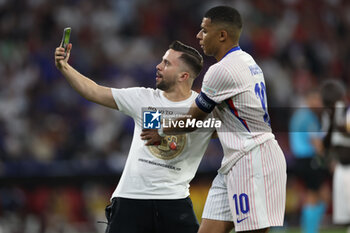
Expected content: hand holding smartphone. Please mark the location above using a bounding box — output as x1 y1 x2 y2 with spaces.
60 27 71 57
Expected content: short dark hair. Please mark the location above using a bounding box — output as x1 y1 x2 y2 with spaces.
169 40 203 78
320 80 346 107
204 6 242 30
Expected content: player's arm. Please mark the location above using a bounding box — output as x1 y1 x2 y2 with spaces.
141 94 214 145
55 44 118 109
165 101 210 134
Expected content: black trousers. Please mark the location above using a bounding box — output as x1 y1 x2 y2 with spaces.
105 197 199 233
293 157 329 190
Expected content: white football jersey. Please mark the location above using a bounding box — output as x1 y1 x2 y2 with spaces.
111 88 214 199
199 48 275 173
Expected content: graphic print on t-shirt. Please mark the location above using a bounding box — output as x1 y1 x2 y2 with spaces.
148 134 187 160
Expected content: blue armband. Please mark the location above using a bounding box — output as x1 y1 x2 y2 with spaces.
195 92 217 113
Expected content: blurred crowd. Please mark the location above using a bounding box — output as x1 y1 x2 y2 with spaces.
0 0 349 232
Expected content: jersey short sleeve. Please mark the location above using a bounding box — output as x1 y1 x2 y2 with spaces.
111 87 146 118
201 64 237 104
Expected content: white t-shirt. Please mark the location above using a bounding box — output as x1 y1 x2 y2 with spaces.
111 87 214 199
198 48 275 174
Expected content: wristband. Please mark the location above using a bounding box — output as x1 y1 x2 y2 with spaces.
158 127 166 137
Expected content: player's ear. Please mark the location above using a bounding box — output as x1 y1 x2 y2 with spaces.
219 30 228 42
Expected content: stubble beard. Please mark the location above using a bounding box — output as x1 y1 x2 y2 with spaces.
156 81 167 91
157 79 171 91
156 73 176 91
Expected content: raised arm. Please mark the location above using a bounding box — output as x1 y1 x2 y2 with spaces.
54 44 118 109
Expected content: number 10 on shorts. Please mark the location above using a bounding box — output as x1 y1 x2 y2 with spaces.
233 193 250 215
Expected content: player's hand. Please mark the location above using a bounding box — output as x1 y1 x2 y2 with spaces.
141 129 162 146
54 43 72 70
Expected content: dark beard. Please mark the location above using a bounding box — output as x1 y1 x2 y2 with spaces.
156 78 176 91
156 80 170 91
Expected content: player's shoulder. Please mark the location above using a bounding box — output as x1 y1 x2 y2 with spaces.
222 50 254 66
207 61 230 76
209 50 249 71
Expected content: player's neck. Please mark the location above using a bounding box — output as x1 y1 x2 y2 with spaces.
163 88 192 102
215 43 239 61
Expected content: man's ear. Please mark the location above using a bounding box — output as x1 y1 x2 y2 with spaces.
179 72 190 82
219 30 228 42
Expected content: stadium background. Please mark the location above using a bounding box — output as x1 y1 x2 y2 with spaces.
0 0 349 232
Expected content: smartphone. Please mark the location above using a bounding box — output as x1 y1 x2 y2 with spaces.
60 27 71 52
